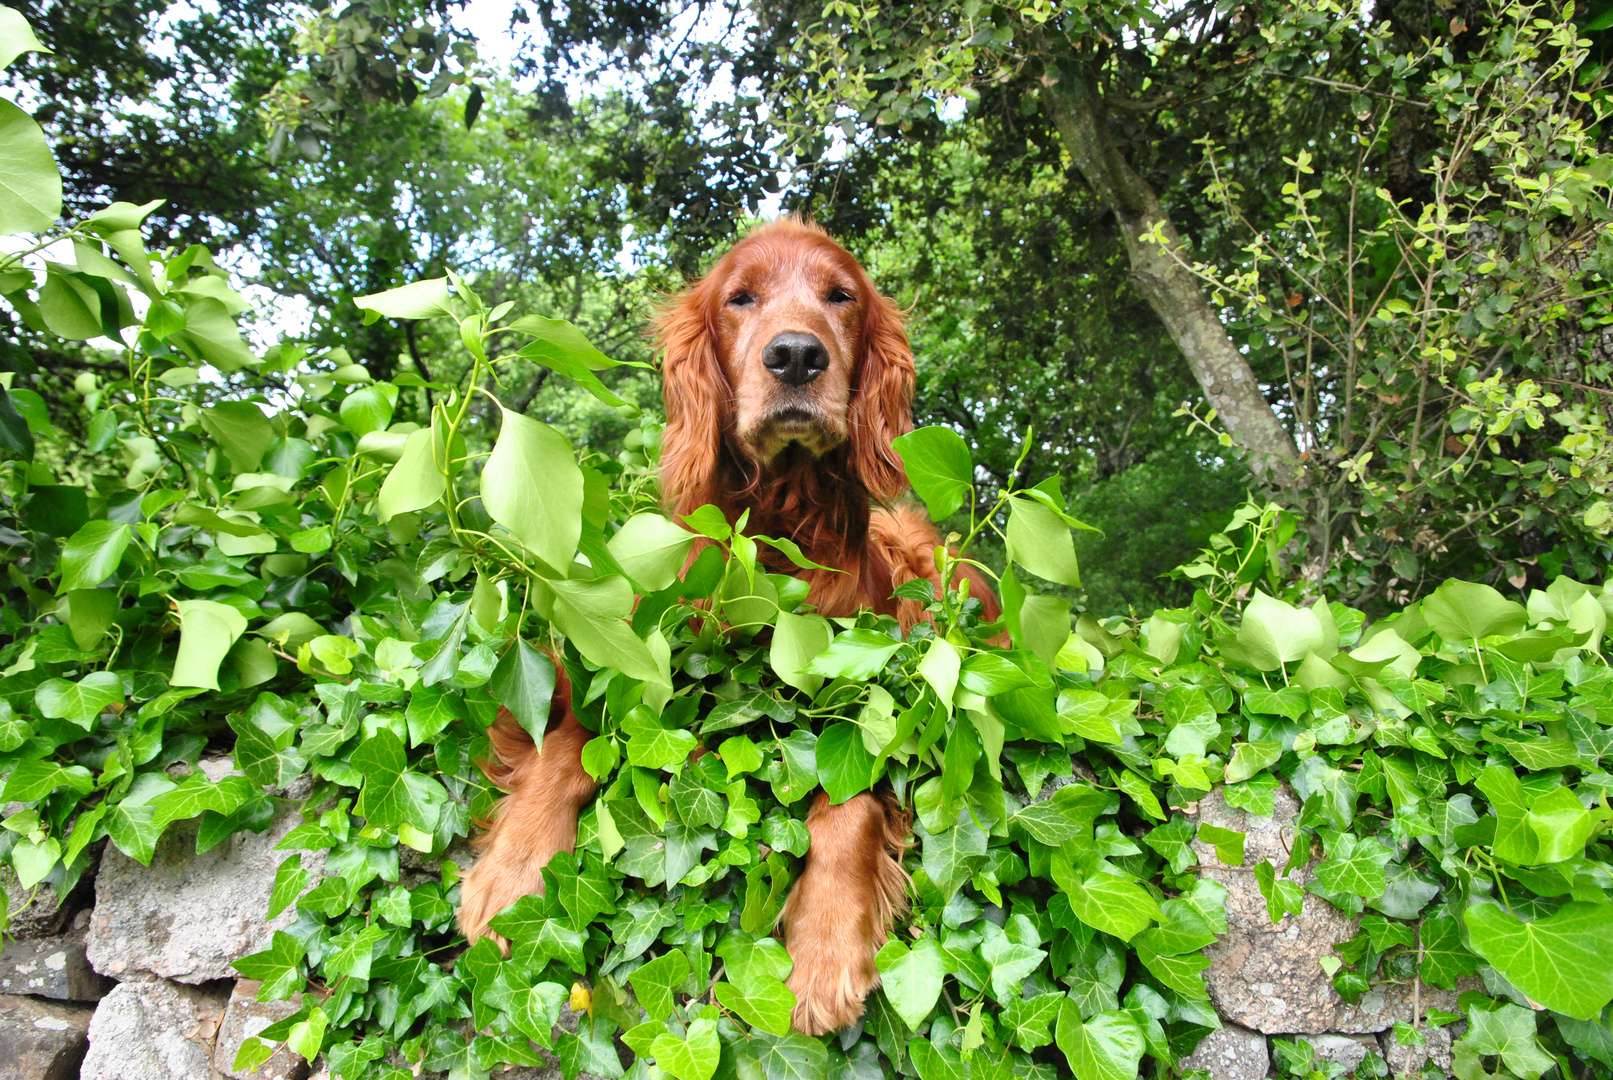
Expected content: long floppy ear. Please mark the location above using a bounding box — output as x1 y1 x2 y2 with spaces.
655 279 729 518
849 289 916 502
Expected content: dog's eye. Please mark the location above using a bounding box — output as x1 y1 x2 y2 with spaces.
728 291 754 308
826 288 854 305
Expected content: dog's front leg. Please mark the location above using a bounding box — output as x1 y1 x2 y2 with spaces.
779 789 912 1036
457 709 597 950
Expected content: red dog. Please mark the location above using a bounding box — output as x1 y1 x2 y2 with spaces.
458 219 997 1035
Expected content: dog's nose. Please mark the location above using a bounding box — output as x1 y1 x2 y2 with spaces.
762 333 828 387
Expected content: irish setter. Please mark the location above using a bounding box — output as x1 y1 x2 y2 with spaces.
457 219 998 1036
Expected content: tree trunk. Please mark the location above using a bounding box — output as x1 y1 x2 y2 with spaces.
1043 69 1302 487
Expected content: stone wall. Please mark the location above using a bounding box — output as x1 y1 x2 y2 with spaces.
0 767 1451 1079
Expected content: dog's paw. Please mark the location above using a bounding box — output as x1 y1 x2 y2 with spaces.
784 930 879 1037
456 854 541 952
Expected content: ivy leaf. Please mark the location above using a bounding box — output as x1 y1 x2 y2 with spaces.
149 772 251 831
2 759 95 802
233 930 306 1001
1006 496 1081 588
1465 901 1613 1020
483 407 584 574
1254 861 1305 925
629 947 689 1023
376 425 447 521
352 729 448 833
981 921 1046 1001
554 1020 627 1079
34 671 122 729
1314 833 1392 897
770 611 831 695
1422 578 1528 644
755 1032 829 1080
56 520 130 593
1197 823 1246 866
875 936 946 1029
807 628 904 680
1003 992 1063 1050
551 851 619 929
714 976 795 1036
607 513 693 592
718 734 764 778
650 1018 719 1080
1419 914 1480 989
1050 854 1161 942
490 640 556 746
623 708 699 771
0 97 61 233
908 1038 969 1080
917 637 960 712
171 599 248 690
1055 1000 1146 1080
1454 1000 1554 1080
914 808 987 895
1236 591 1325 671
892 426 973 521
267 854 310 920
816 721 877 803
355 277 455 319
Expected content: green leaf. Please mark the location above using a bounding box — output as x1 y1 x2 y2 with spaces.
267 854 310 920
57 520 130 593
513 315 640 411
200 401 276 473
547 577 667 686
1 759 94 803
149 772 251 830
718 735 764 778
981 921 1046 1001
714 976 796 1036
338 383 398 437
623 710 699 771
171 599 249 691
0 387 35 460
1465 901 1613 1020
355 277 455 319
483 407 584 573
1254 861 1304 925
1314 833 1392 897
651 1017 719 1080
0 9 52 70
807 628 903 680
173 297 255 370
0 98 60 233
607 513 693 592
629 948 689 1022
376 425 447 521
1055 1001 1146 1080
1006 496 1081 588
1224 740 1283 784
875 937 946 1029
34 670 122 729
1454 1000 1554 1080
908 1038 968 1080
1422 578 1527 644
1051 856 1160 942
755 1032 828 1080
233 931 306 1001
1197 823 1246 866
489 640 555 746
352 729 447 833
1419 914 1480 989
892 426 973 521
816 722 877 804
915 807 987 894
770 611 831 695
1237 591 1325 671
917 637 960 712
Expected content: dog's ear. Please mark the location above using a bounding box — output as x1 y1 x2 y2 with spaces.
656 278 728 518
849 289 915 501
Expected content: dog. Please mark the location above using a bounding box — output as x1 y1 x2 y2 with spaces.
457 218 999 1036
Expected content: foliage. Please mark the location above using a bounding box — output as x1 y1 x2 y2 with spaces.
7 10 1613 1080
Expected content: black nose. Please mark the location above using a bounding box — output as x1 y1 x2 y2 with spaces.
762 332 828 387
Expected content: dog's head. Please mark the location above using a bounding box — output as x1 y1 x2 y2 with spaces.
656 219 915 513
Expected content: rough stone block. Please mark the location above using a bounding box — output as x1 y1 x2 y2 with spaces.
1191 785 1468 1033
0 992 95 1080
1380 1024 1454 1076
1180 1022 1269 1080
214 979 308 1080
0 915 112 1001
81 979 230 1080
1305 1032 1381 1073
86 809 320 984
